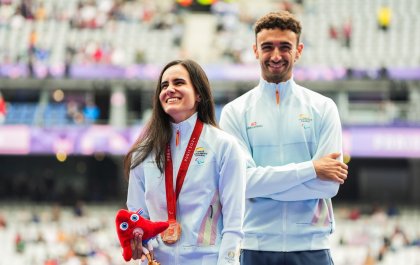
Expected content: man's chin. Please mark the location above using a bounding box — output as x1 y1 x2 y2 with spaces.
265 73 286 83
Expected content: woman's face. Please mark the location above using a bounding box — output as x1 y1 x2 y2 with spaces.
159 64 200 123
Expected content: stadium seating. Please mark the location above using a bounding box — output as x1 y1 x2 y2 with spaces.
4 103 37 125
0 204 418 265
1 0 419 127
0 2 419 265
0 0 418 70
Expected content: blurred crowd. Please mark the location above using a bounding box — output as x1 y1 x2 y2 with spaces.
0 0 182 67
0 0 301 66
0 203 418 265
0 202 128 265
0 0 411 70
0 0 163 27
331 205 420 265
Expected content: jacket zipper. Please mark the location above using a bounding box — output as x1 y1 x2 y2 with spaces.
175 128 180 147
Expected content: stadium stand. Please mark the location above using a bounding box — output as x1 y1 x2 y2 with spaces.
0 0 419 70
0 204 418 265
0 0 419 126
0 1 420 265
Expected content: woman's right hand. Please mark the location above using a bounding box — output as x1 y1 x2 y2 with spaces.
131 228 145 261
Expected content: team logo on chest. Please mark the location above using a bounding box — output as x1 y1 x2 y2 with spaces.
299 114 312 129
194 147 207 165
246 121 263 130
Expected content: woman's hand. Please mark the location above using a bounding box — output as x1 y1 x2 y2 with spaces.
130 228 146 261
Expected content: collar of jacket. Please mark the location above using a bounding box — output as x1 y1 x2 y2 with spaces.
170 112 198 146
258 76 295 102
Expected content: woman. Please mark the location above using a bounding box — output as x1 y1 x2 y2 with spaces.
124 59 245 265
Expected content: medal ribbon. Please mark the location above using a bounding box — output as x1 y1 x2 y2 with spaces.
165 119 203 221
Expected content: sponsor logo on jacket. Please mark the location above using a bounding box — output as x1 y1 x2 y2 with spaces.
246 121 263 130
299 114 312 129
194 147 207 164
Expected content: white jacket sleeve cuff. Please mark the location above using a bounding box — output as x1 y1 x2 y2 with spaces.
217 233 242 265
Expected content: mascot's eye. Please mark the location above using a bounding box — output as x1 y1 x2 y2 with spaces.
130 214 139 222
120 222 128 231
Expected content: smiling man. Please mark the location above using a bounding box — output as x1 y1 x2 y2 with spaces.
220 11 348 265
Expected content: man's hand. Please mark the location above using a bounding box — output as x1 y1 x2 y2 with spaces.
313 153 348 184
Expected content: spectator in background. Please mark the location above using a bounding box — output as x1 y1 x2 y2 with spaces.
73 200 86 217
377 4 392 32
34 1 47 21
27 29 37 77
342 17 352 48
64 45 76 78
19 0 33 19
220 11 348 265
328 24 339 41
15 232 25 253
0 91 7 124
9 6 25 29
0 214 6 228
83 99 100 124
66 100 84 124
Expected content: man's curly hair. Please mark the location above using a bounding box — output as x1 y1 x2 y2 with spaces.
254 11 302 44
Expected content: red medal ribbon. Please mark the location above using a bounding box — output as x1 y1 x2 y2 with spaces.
164 119 203 221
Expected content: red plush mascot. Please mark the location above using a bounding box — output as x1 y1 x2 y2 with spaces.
115 209 169 263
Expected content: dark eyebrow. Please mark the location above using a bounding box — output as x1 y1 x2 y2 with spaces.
160 81 168 89
160 78 186 88
261 41 293 47
260 42 273 47
280 43 293 47
173 78 186 83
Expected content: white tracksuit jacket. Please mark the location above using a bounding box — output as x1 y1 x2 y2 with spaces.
127 113 245 265
219 77 343 252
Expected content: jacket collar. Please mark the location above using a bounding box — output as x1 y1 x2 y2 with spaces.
170 112 198 147
258 76 295 101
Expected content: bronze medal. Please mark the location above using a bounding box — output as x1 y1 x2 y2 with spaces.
161 220 181 244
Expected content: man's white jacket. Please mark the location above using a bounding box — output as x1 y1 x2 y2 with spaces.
220 78 343 252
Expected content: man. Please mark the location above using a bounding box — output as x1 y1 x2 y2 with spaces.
219 11 348 265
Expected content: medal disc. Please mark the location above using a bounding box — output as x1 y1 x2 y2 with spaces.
161 220 181 244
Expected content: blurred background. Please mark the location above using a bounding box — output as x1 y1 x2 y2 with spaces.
0 0 419 264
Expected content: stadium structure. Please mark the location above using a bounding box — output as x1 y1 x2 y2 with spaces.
0 0 419 265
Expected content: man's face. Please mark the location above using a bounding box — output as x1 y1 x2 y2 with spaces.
253 28 303 83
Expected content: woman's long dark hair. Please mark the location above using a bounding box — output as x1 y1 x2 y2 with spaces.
123 59 217 179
